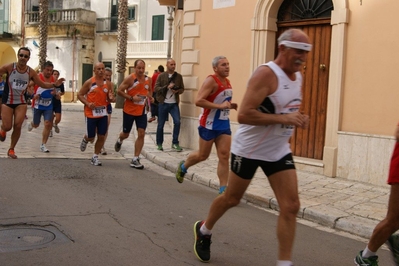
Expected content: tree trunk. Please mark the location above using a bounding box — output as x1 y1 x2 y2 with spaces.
115 0 128 109
38 0 49 70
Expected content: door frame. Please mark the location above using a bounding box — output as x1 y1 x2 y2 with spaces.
251 0 349 177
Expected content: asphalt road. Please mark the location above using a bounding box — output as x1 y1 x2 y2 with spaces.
0 158 393 266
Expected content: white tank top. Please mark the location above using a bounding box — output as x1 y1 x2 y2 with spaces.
231 61 303 162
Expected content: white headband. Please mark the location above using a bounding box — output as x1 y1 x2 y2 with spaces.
279 41 312 52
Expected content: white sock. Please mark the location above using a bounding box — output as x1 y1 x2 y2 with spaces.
93 154 98 158
133 156 138 161
362 246 376 258
200 223 212 235
276 261 293 266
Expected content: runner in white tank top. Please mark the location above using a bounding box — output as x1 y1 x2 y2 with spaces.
231 61 302 162
193 29 312 266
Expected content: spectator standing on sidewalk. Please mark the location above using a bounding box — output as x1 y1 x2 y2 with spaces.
148 65 164 123
78 62 114 166
354 123 399 266
101 67 117 155
50 69 65 137
175 56 237 194
192 29 312 266
28 61 61 153
0 47 64 158
154 58 184 151
114 59 154 169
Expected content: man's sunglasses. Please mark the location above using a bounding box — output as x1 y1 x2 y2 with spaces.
18 54 29 59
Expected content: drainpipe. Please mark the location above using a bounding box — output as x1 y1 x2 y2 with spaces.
71 32 76 102
21 0 25 46
166 6 174 59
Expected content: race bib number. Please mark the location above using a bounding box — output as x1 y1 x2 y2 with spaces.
38 97 52 107
92 106 107 117
12 79 27 91
219 109 230 120
137 95 146 105
274 124 294 136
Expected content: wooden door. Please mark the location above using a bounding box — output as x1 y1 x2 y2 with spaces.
277 19 332 160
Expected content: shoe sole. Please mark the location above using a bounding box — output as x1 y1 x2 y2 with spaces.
115 142 122 152
193 221 209 263
130 164 144 169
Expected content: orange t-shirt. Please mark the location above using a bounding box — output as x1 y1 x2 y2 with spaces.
123 74 151 116
84 77 109 118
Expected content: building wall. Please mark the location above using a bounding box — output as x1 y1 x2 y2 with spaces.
94 0 170 77
166 0 398 186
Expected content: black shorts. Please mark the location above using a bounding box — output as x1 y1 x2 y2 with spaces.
230 153 296 180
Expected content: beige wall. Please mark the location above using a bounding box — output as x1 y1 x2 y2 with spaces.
342 0 399 136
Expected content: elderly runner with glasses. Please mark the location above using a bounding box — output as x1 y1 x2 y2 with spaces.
0 47 64 158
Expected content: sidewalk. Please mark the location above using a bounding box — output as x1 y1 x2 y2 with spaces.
0 103 389 240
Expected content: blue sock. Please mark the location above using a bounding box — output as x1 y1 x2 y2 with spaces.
181 163 187 173
219 186 227 194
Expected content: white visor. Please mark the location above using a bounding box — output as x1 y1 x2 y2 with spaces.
279 41 312 52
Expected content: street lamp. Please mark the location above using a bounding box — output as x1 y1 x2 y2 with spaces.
167 6 174 59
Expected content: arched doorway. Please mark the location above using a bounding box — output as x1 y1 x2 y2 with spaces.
252 0 349 176
0 42 17 65
277 0 334 160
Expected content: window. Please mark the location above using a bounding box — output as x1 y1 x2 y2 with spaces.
128 6 136 21
151 15 165 41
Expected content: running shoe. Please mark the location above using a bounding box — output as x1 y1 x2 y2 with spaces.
354 250 378 266
40 144 49 153
49 130 53 137
7 148 17 159
386 234 399 265
148 117 156 123
91 156 102 166
176 160 186 183
53 124 60 133
130 158 144 169
193 220 212 262
101 147 107 155
114 139 122 152
28 121 33 132
80 138 88 152
157 144 163 151
171 143 183 152
0 130 6 142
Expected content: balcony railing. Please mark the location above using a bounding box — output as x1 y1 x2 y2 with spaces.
127 41 169 59
96 17 118 33
26 8 96 25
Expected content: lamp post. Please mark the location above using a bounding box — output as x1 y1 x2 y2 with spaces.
167 6 174 59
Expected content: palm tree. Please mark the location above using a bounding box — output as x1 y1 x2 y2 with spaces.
115 0 128 108
38 0 49 70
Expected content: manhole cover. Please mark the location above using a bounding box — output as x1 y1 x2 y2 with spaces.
0 226 70 252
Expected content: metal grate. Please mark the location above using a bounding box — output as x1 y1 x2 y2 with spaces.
278 0 334 21
0 226 70 253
